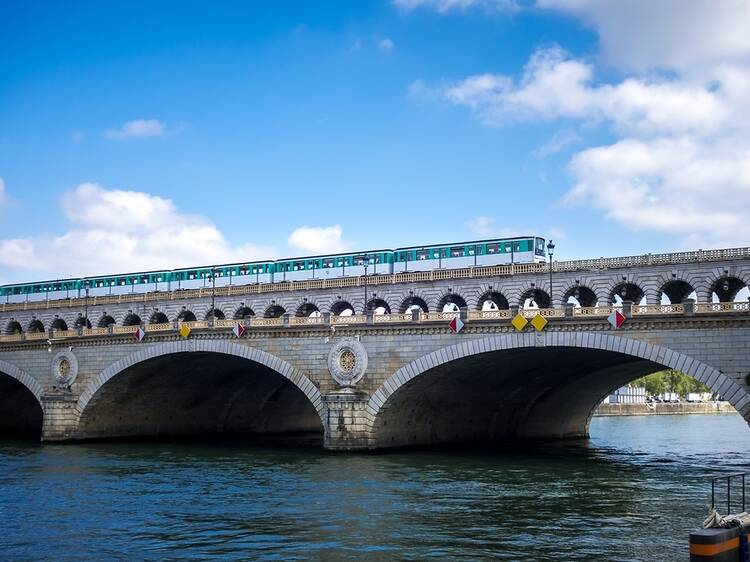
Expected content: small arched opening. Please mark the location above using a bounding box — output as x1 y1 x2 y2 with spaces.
367 298 391 315
51 318 68 331
437 293 467 313
478 291 509 311
610 282 645 305
711 276 747 303
74 316 92 329
205 308 226 321
563 285 598 307
5 320 23 335
149 311 169 324
234 306 256 320
520 288 551 309
28 319 45 333
177 310 197 322
264 304 286 318
399 295 429 314
659 280 696 304
122 313 142 327
98 315 116 328
331 301 355 316
296 302 320 317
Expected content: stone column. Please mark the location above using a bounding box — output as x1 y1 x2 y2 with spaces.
321 389 371 450
40 392 79 441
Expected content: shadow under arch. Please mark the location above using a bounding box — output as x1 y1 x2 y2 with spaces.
74 339 324 443
0 359 44 439
365 333 749 449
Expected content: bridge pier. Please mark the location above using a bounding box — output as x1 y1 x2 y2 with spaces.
322 389 371 450
40 392 79 441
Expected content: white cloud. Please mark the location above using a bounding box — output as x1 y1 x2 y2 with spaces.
417 41 750 247
537 0 750 72
379 38 395 53
288 225 349 254
0 183 276 281
105 119 167 140
394 0 518 13
466 216 521 238
532 129 581 158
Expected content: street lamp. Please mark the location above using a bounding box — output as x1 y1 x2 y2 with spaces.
546 240 555 308
356 254 369 314
209 268 218 325
84 280 90 330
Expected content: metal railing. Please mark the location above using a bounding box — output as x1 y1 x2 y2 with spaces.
711 473 748 515
2 246 749 313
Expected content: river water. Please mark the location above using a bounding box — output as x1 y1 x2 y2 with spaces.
1 414 749 561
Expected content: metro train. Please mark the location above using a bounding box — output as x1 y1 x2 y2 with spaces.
0 236 547 298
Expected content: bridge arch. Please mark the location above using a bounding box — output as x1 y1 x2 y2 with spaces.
149 311 169 324
0 359 44 438
98 314 116 328
330 300 355 316
477 290 509 311
437 292 467 313
366 297 391 315
233 305 255 319
399 294 429 314
562 284 598 307
5 319 22 335
520 286 550 308
365 333 749 449
75 339 324 442
659 279 696 304
28 319 45 333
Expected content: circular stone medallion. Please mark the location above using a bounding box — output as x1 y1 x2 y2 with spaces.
327 338 368 387
52 350 79 387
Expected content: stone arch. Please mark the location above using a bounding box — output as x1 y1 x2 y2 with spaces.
74 316 92 329
608 281 645 304
659 279 696 304
5 320 23 335
75 339 325 433
51 318 68 331
98 314 116 328
264 304 286 318
0 358 44 438
204 308 225 320
0 359 44 406
330 300 356 316
122 313 141 326
562 284 598 307
399 295 429 314
477 290 509 311
519 286 550 308
233 306 256 320
28 319 45 333
296 302 320 317
176 309 197 322
710 275 748 303
365 333 749 448
149 311 169 324
366 297 391 315
436 292 467 313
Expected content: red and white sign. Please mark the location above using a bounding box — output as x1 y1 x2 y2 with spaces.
233 323 245 338
449 316 464 334
134 327 146 342
607 309 626 329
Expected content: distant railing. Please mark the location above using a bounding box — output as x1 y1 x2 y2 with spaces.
2 246 749 313
0 301 747 345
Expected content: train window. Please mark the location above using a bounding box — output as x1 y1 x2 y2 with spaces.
417 250 428 261
451 247 462 257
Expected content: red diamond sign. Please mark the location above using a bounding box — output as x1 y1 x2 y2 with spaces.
607 309 626 329
134 327 146 342
449 316 464 334
233 323 245 338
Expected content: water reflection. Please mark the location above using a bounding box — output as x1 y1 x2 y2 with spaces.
0 414 748 561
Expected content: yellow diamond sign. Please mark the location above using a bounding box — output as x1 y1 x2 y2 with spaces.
179 324 192 338
511 313 528 331
531 314 548 331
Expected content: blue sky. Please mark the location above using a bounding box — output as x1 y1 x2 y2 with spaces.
1 0 749 282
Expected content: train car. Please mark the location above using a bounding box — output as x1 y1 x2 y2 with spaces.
0 236 547 301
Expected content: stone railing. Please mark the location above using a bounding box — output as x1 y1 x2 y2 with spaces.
1 301 748 345
3 246 749 313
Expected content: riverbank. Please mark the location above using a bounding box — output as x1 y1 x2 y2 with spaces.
594 401 734 416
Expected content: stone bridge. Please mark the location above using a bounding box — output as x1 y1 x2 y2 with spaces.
0 246 749 450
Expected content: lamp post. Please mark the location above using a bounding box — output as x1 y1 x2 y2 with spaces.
84 280 90 330
210 268 217 325
356 254 369 314
546 240 555 308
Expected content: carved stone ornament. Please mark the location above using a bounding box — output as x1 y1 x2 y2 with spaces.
52 350 79 387
327 338 368 387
